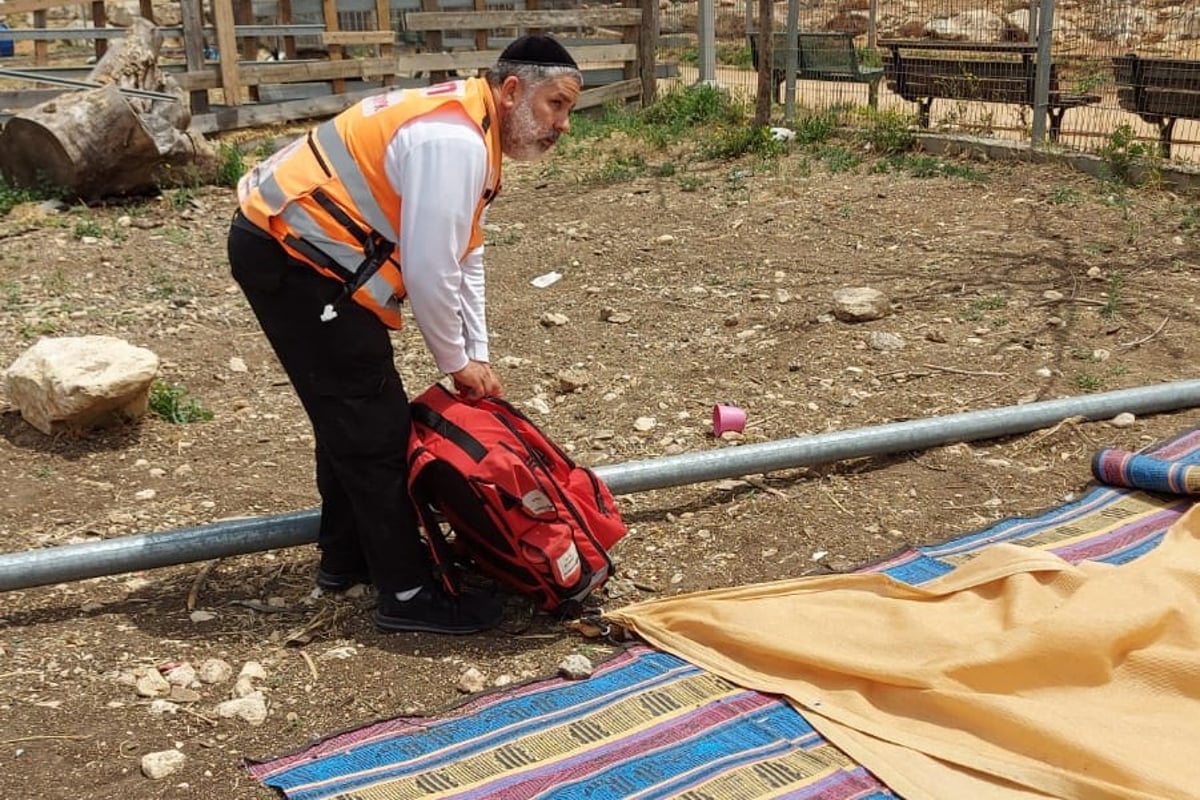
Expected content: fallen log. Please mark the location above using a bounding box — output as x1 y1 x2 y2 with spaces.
0 17 214 200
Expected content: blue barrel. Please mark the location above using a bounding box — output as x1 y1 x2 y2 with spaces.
0 24 14 58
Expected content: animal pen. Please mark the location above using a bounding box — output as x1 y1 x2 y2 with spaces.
0 0 661 134
1 0 1199 159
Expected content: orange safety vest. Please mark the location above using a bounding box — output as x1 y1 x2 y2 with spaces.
237 78 503 329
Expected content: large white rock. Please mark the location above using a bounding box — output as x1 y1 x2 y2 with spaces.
4 336 159 434
832 287 891 323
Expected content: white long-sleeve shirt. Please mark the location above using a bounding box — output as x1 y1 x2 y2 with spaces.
383 106 491 375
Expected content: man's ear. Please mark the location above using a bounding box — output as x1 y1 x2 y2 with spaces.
498 75 522 110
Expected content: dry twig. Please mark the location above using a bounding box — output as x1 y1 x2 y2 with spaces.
922 364 1009 378
179 705 218 727
298 649 319 682
1119 316 1169 349
187 560 219 612
1012 414 1088 452
1 734 90 745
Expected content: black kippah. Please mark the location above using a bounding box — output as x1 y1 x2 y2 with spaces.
497 34 578 69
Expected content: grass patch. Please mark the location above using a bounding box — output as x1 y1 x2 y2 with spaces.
1050 186 1081 205
215 142 247 188
0 178 36 217
699 125 787 160
854 107 916 154
791 108 842 146
1098 123 1161 187
149 382 214 424
1102 271 1125 320
817 145 862 174
874 154 989 182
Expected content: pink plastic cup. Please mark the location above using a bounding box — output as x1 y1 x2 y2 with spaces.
712 404 747 437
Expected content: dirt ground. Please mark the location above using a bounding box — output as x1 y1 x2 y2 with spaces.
2 122 1200 800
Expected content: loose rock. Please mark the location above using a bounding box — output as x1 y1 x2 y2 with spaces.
141 749 187 779
558 654 594 680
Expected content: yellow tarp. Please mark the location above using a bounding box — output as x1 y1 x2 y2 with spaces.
606 505 1200 800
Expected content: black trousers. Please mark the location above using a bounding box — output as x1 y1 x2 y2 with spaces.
227 221 429 592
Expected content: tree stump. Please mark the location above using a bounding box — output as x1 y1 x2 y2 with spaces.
0 17 214 201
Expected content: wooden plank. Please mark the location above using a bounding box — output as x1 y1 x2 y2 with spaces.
175 57 394 91
138 0 155 22
189 86 385 133
878 39 1037 54
395 43 635 73
575 78 640 111
211 0 243 105
403 8 644 31
0 24 324 40
0 0 63 16
321 30 395 46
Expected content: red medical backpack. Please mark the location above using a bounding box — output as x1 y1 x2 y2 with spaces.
407 384 626 614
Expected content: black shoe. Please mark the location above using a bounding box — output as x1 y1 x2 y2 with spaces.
315 567 370 592
374 583 502 635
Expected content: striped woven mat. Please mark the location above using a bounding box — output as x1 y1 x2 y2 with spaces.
248 429 1200 800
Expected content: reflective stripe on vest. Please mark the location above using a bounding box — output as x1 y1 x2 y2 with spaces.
236 78 502 328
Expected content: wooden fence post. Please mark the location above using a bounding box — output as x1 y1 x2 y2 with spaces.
90 1 108 60
376 0 395 87
179 0 210 113
322 0 345 94
211 0 243 106
638 0 658 107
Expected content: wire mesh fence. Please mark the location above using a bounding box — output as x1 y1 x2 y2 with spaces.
658 0 1200 163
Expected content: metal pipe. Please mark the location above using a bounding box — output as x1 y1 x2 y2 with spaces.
0 67 180 102
3 380 1200 592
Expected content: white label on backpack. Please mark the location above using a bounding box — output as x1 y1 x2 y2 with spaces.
554 541 582 584
522 489 556 519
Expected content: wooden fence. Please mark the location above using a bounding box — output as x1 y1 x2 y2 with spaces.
0 0 660 132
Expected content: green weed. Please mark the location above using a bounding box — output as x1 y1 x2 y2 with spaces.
585 154 647 185
0 177 35 217
1050 186 1081 205
874 154 988 182
1098 124 1161 186
1102 271 1124 319
73 219 104 239
791 109 841 145
20 320 60 339
678 176 705 192
149 382 214 424
1074 373 1103 391
215 142 247 187
716 42 753 69
818 146 862 174
855 107 916 154
699 125 786 160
